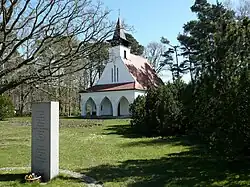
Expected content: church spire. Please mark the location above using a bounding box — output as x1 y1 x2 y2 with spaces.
108 17 130 47
113 17 127 41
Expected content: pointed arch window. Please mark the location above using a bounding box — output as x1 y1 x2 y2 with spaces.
114 65 116 82
111 68 113 82
117 67 119 82
112 64 119 82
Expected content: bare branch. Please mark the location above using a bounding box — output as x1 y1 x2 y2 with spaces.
0 0 115 94
144 41 166 73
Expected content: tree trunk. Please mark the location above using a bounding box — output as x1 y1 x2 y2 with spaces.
19 84 24 116
189 61 194 84
68 84 71 117
174 46 180 79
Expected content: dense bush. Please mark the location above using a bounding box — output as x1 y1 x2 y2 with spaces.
130 80 186 137
0 94 14 120
188 70 250 158
129 95 146 134
131 71 250 157
130 0 250 158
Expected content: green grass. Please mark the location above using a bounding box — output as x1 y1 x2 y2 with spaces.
1 117 250 186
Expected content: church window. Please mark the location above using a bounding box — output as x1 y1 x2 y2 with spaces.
114 65 116 82
124 50 127 59
111 68 113 82
117 67 119 82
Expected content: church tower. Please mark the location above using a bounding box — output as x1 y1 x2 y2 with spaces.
107 18 131 60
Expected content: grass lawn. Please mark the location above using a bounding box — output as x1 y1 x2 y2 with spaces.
0 117 250 186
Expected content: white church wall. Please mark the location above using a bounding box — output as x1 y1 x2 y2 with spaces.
80 90 137 117
95 46 134 85
109 45 131 60
134 90 146 99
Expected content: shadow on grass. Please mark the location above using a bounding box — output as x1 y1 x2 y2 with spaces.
121 136 199 148
55 175 83 183
78 141 250 187
0 173 26 183
103 124 145 138
103 124 201 145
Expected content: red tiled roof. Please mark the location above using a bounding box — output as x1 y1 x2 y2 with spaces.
83 54 164 92
124 54 164 90
85 82 136 92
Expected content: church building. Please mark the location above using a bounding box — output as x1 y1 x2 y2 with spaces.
80 18 163 117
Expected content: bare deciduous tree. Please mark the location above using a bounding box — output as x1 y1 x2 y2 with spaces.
144 42 166 74
224 0 250 18
0 0 114 94
237 0 250 17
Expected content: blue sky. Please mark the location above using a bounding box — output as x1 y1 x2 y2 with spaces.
105 0 222 46
104 0 224 82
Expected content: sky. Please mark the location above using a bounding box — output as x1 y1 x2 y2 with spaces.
103 0 225 82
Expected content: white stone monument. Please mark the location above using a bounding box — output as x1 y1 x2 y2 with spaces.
31 101 59 182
